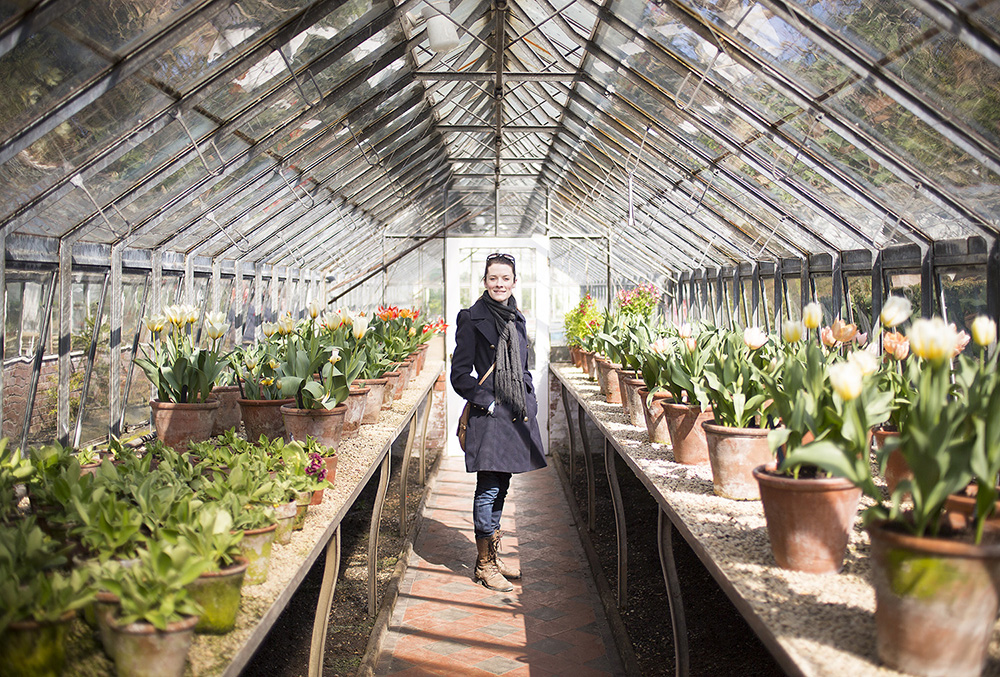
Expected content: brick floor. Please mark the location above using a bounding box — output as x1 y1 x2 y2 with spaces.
375 455 624 676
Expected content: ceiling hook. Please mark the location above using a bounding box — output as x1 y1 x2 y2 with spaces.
69 174 129 238
205 211 248 254
674 5 753 111
273 44 323 107
173 110 225 177
275 167 316 209
770 112 825 183
681 168 719 216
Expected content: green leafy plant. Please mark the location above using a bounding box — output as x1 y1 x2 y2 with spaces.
133 305 229 404
230 338 285 400
703 328 773 428
642 323 721 409
564 295 603 349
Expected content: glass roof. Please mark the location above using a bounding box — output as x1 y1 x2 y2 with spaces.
0 0 997 285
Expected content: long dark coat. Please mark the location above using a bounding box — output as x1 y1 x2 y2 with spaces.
451 296 547 474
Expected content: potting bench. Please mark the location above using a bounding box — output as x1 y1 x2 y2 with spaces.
549 363 993 677
191 361 445 677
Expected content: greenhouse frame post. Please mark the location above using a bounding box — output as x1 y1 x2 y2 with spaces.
110 244 123 437
58 242 72 446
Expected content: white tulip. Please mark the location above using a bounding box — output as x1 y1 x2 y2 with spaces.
880 296 912 329
781 320 805 343
743 327 768 350
971 316 997 347
802 302 822 330
908 317 958 363
829 362 863 401
848 349 878 376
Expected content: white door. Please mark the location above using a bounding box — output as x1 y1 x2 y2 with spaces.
444 235 551 457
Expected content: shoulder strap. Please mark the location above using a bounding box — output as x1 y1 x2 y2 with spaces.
477 363 496 385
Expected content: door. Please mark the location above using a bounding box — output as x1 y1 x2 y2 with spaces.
445 235 551 457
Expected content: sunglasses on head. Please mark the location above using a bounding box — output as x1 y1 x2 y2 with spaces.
486 252 515 265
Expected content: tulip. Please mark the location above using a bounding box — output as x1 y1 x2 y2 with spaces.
802 302 822 329
953 326 971 357
308 300 321 319
260 377 274 387
855 332 868 346
184 305 199 325
650 337 671 354
164 304 185 327
820 326 837 347
144 315 166 334
971 316 997 347
880 296 912 328
831 319 858 343
261 321 278 338
781 320 805 343
268 359 279 371
204 311 227 340
409 327 417 337
277 314 295 335
829 362 863 401
329 348 341 365
677 323 693 338
244 355 259 371
883 331 910 360
848 349 878 376
683 336 697 352
743 327 768 350
352 314 370 340
908 317 958 363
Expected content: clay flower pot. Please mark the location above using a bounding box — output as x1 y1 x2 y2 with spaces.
873 428 909 495
106 613 199 677
186 557 249 634
869 520 1000 677
569 345 581 368
280 403 347 449
150 399 220 452
580 350 597 380
292 491 311 530
341 385 370 439
381 372 401 409
0 611 75 677
596 359 621 403
209 385 242 436
753 463 861 573
238 523 277 586
703 421 775 500
663 402 713 465
637 387 671 445
594 356 610 396
620 372 646 427
358 378 387 424
238 398 294 442
273 500 297 545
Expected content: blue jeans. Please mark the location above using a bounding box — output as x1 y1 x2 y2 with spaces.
473 471 511 539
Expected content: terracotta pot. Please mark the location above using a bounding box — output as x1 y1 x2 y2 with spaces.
874 429 909 495
569 345 581 368
280 403 347 449
399 359 415 391
753 463 861 573
324 455 338 486
703 421 775 500
390 363 409 400
186 557 249 634
292 491 311 530
310 488 324 505
273 501 297 545
359 378 387 424
382 372 401 409
0 611 75 677
238 523 277 585
594 356 610 396
106 613 199 677
638 388 672 445
238 398 294 442
414 345 428 375
943 490 1000 534
869 520 1000 677
580 350 597 380
149 399 219 452
209 385 242 436
596 359 622 403
342 385 370 438
621 373 646 427
93 590 120 660
663 402 713 465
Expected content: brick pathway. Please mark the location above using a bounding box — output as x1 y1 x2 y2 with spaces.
375 455 624 676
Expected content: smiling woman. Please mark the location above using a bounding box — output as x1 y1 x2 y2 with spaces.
450 252 546 592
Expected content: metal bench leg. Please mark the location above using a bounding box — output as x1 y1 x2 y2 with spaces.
658 510 689 677
399 411 418 535
578 402 596 531
605 438 627 609
368 450 391 617
308 527 341 677
561 385 576 479
418 389 433 486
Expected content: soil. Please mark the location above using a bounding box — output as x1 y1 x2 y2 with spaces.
554 414 785 677
241 434 441 677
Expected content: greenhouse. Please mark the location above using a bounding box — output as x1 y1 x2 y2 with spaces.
1 0 999 675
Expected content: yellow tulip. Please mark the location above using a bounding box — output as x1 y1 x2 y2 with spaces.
144 315 166 333
802 302 822 330
971 316 996 348
829 362 863 401
781 320 805 343
244 355 259 371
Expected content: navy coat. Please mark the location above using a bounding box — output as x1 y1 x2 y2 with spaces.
451 296 547 474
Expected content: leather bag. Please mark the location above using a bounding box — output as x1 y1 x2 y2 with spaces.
457 364 495 451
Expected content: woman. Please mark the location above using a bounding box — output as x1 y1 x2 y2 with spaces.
451 252 546 591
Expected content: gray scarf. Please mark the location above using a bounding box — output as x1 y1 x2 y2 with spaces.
482 291 528 420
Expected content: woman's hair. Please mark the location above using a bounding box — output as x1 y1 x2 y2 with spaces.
483 252 516 281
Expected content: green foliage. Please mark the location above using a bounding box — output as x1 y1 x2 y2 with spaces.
564 295 603 348
134 309 228 404
702 331 773 428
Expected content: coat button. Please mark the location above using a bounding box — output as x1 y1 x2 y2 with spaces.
523 416 528 422
490 344 495 349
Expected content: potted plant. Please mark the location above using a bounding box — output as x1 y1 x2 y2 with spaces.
0 441 33 523
232 327 294 441
211 493 277 587
210 365 243 438
134 305 229 451
168 503 247 634
332 312 372 438
644 323 720 464
753 314 890 574
701 327 775 499
279 318 364 448
100 541 210 677
354 325 393 425
0 519 94 677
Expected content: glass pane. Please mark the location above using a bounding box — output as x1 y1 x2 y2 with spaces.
760 276 775 331
845 273 874 335
813 274 835 323
161 275 183 308
886 271 923 319
940 265 987 339
122 273 151 431
784 276 802 321
3 271 54 443
72 272 110 447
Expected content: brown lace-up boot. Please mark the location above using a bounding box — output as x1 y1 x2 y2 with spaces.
490 530 521 580
475 536 513 591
